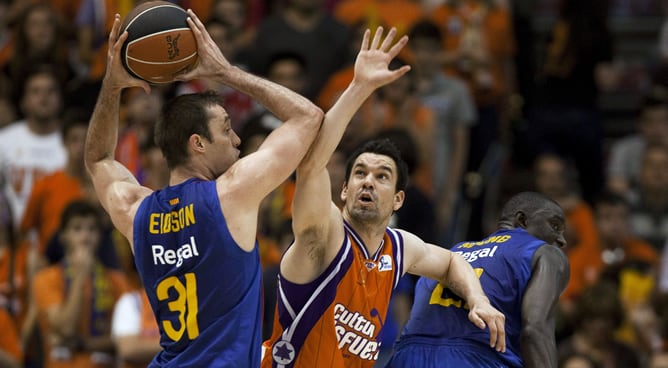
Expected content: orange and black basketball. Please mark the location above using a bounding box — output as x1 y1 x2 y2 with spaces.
120 1 198 84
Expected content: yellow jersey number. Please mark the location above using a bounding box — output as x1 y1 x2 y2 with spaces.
429 268 484 308
156 272 200 341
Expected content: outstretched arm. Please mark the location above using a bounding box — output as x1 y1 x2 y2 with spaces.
180 10 323 206
84 15 153 244
521 244 570 368
281 27 410 284
401 230 507 353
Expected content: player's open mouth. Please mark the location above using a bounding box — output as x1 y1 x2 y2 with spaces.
358 192 374 203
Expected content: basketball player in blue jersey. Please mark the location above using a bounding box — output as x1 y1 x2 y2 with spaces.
387 191 570 368
84 10 323 368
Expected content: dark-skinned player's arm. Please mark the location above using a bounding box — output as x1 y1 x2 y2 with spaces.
520 244 570 368
281 27 410 284
84 14 153 246
401 230 507 352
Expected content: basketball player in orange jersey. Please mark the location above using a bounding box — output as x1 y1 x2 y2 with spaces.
85 9 323 368
261 27 505 368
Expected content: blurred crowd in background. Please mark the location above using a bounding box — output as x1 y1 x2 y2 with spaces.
2 0 668 367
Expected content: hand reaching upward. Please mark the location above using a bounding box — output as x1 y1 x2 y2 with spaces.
353 27 411 91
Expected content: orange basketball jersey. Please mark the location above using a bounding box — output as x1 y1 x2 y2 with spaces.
262 222 405 368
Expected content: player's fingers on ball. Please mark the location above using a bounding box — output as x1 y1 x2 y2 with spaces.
109 15 121 44
186 17 201 37
115 31 128 50
187 9 205 29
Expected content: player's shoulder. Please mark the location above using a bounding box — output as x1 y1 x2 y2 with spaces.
533 243 569 270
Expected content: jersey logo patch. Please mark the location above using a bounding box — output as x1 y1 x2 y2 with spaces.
378 255 392 272
364 261 376 270
169 198 179 206
273 340 295 365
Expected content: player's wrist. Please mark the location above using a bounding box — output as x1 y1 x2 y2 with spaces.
467 294 490 307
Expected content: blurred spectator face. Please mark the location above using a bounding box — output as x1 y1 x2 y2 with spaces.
213 0 246 32
640 146 668 192
21 72 62 122
206 21 235 59
126 89 163 126
595 202 629 246
379 73 412 104
411 37 442 74
63 124 88 164
534 154 569 200
267 59 307 94
23 5 57 53
640 105 668 147
61 214 100 255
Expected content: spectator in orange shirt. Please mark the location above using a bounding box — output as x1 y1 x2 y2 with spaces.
567 191 659 352
32 200 130 368
21 109 93 258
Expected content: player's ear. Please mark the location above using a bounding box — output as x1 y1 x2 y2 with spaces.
393 190 405 211
189 134 205 152
341 181 349 202
514 211 528 229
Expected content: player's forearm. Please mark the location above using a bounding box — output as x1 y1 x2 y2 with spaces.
443 253 488 304
84 80 123 170
520 328 557 368
213 65 322 125
300 81 373 173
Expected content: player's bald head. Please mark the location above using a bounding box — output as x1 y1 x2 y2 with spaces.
499 191 561 223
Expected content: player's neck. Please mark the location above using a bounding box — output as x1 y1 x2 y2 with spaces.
344 215 387 256
169 166 211 186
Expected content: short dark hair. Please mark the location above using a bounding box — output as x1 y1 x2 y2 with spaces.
59 200 100 231
262 51 308 78
408 19 443 43
499 191 559 221
60 108 90 139
344 138 409 192
155 91 220 169
15 64 63 106
594 190 629 210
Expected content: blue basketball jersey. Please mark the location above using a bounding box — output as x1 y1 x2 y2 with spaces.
134 178 262 367
394 228 546 368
